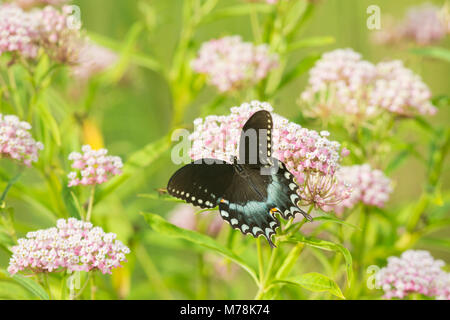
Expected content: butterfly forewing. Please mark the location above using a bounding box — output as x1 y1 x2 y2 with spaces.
238 110 273 167
167 159 235 209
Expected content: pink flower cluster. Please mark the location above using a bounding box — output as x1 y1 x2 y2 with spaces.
0 3 81 63
190 101 344 180
189 101 350 210
35 5 82 64
0 4 39 57
13 0 70 10
192 36 278 92
300 48 376 116
377 250 449 300
331 164 392 214
71 41 118 80
168 204 223 237
374 3 448 46
435 273 450 300
370 60 436 116
67 145 123 187
8 218 130 275
300 172 352 211
300 48 437 118
0 114 44 166
246 0 279 3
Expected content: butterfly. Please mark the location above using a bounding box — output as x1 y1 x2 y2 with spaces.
167 110 312 247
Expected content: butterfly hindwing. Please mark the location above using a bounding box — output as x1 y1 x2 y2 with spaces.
219 167 280 247
167 159 235 209
239 110 273 167
266 160 312 221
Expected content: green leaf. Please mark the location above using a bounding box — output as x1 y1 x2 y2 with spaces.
286 36 335 52
200 3 273 24
61 186 82 220
87 31 162 73
95 134 171 202
36 101 61 146
0 230 14 253
103 22 144 84
385 150 410 175
410 46 450 63
418 237 450 249
277 54 321 91
274 272 345 299
0 269 49 300
142 213 258 284
291 234 353 286
137 192 183 203
314 214 360 230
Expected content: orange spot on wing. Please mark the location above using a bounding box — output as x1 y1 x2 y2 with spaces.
270 208 280 215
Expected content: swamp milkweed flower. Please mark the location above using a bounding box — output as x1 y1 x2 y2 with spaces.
35 5 82 64
299 48 437 119
71 41 118 80
67 145 123 187
8 218 130 275
373 3 449 46
191 36 278 93
168 204 223 237
331 164 393 214
0 3 39 57
0 3 82 64
377 250 449 300
189 101 350 211
0 114 44 166
13 0 70 10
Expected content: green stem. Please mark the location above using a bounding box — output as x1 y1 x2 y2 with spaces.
275 243 304 280
90 272 96 300
7 67 24 118
136 244 173 299
43 272 52 300
85 185 95 222
249 4 262 43
60 272 68 300
257 237 264 286
1 169 23 202
356 205 369 266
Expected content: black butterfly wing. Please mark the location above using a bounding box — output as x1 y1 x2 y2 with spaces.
238 110 273 167
219 168 280 248
167 159 235 209
266 160 312 221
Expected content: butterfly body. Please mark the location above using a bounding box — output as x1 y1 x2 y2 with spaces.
167 111 312 247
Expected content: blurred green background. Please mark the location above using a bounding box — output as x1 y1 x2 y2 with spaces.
0 0 448 299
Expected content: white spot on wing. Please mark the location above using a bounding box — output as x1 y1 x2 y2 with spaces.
231 218 238 225
221 210 229 217
252 227 263 235
290 194 299 204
